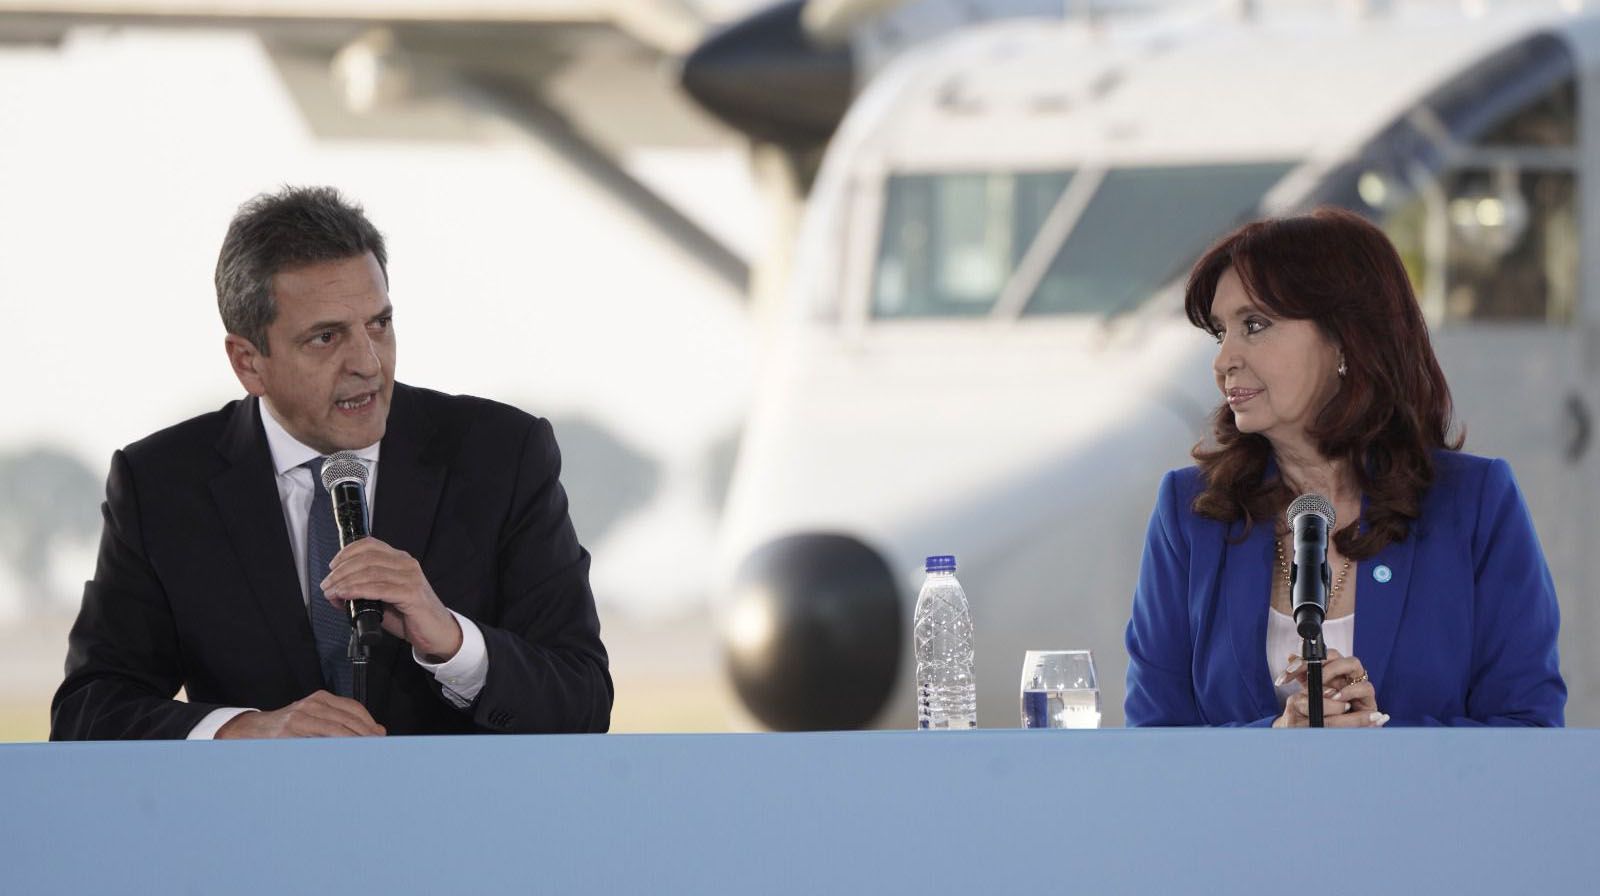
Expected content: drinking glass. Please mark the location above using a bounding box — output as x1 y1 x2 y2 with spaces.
1020 649 1100 729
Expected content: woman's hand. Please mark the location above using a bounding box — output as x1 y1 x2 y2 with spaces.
1272 648 1390 728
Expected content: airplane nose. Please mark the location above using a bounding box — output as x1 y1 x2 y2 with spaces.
721 534 903 730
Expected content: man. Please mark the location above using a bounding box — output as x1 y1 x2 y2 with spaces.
51 186 612 738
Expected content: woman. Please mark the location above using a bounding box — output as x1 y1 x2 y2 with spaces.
1124 207 1565 727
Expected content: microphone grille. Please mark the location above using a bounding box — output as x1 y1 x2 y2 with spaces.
320 451 369 491
1286 493 1335 530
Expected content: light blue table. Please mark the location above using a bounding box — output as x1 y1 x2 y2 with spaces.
2 729 1594 894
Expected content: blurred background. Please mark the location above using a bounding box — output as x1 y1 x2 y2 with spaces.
3 0 1598 738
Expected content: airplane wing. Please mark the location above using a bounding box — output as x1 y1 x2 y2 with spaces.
0 0 751 289
0 1 703 55
0 0 729 144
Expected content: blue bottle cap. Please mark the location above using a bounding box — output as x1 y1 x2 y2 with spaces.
925 554 957 573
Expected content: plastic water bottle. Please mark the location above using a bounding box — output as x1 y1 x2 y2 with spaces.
914 554 976 729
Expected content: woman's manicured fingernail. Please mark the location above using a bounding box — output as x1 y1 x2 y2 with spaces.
1332 689 1344 700
1369 712 1389 726
1273 672 1287 687
1286 658 1303 674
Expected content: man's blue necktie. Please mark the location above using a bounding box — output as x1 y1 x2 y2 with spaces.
304 457 353 697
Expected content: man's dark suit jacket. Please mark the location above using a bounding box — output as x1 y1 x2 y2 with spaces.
51 383 612 739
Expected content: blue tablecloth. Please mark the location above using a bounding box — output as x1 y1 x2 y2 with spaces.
2 729 1593 893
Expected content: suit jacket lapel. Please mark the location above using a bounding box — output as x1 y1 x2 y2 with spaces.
367 384 447 714
1355 528 1415 694
371 384 445 569
1222 522 1278 716
208 396 324 696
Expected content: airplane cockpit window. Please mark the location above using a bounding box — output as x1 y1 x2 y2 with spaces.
1479 76 1574 148
1338 37 1578 326
870 164 1290 320
1434 166 1575 324
872 171 1072 318
1019 163 1293 317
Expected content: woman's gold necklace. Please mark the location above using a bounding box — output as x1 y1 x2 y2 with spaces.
1276 535 1352 611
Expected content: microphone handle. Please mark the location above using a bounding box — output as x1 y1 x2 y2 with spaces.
1291 514 1330 639
330 480 385 647
330 481 370 545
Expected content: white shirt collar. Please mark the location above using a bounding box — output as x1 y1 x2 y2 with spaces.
259 397 382 477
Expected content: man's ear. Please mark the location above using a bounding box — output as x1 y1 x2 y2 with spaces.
224 334 268 397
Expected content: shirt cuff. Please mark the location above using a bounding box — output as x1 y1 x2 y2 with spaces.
414 610 489 708
188 707 255 740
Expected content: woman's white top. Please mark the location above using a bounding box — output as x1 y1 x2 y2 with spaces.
1268 609 1355 707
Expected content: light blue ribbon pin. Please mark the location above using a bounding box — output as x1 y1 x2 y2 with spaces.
1373 564 1392 583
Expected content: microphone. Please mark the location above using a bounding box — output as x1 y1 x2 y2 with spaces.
320 452 384 648
1286 493 1335 639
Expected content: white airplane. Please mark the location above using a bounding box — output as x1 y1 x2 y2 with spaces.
696 0 1600 729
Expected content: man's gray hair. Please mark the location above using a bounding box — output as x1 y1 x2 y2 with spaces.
214 186 388 354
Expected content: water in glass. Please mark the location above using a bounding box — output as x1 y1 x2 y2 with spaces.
1020 650 1099 729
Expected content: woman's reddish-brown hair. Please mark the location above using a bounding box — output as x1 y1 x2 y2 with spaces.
1183 206 1461 558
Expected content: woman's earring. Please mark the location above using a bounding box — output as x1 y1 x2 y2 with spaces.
1337 358 1348 377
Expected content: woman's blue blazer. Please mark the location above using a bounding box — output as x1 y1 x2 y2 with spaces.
1124 451 1565 726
